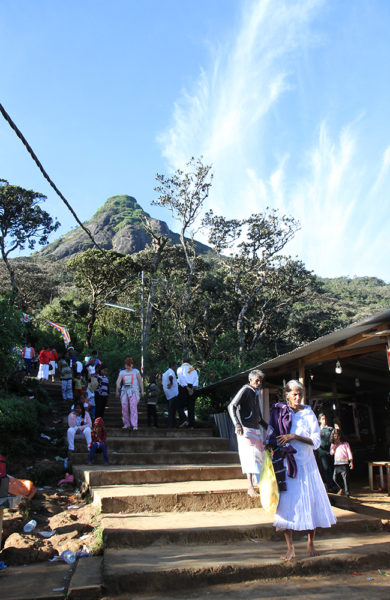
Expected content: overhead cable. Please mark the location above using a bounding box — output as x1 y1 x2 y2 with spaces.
0 102 102 252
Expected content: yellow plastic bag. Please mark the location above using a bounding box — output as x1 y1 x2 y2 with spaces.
259 449 279 513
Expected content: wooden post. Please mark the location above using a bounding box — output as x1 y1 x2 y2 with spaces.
298 361 305 403
262 388 270 424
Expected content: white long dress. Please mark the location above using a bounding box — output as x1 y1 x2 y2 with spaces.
273 406 336 531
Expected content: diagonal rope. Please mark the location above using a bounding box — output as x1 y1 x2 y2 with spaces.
0 102 102 252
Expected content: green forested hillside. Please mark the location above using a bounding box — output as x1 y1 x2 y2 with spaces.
1 179 389 386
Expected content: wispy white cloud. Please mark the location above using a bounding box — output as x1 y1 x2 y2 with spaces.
158 0 390 280
158 0 323 183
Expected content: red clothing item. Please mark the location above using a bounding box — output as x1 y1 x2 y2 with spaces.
22 346 35 359
91 417 107 443
38 349 51 365
49 349 58 361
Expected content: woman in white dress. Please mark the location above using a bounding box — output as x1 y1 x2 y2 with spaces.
273 380 336 560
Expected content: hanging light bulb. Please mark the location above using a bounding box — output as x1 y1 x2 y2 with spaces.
335 360 342 374
309 371 314 381
355 378 360 387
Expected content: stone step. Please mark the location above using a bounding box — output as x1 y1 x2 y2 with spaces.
0 560 72 600
71 451 239 466
74 437 228 453
73 464 243 486
92 479 258 513
101 507 381 548
105 427 214 438
66 556 102 600
102 531 390 595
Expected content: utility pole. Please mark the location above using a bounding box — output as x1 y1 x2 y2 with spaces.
140 270 145 378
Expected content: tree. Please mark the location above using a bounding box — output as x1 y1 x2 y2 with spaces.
0 294 24 385
204 209 301 365
153 157 213 355
0 180 60 301
66 249 138 347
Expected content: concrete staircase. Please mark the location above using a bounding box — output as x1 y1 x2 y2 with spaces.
68 396 390 599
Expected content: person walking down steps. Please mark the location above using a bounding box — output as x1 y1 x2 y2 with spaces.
116 356 144 430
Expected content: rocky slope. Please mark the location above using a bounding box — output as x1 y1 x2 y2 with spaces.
39 195 210 260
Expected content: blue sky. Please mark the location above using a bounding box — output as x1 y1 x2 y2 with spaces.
1 0 389 281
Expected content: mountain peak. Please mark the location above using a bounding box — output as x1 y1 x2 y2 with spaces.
39 195 208 260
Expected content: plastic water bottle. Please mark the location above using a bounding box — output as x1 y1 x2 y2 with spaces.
61 550 76 565
23 519 37 533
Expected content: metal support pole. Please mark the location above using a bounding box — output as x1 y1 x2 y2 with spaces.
141 270 145 378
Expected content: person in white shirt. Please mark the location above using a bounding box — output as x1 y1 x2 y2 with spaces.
162 362 185 428
177 359 199 428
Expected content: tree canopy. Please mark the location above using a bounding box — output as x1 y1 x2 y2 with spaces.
0 180 60 301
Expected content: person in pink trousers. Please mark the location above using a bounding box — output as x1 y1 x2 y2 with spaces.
116 356 144 430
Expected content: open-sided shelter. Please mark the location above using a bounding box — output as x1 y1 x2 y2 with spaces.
200 309 390 460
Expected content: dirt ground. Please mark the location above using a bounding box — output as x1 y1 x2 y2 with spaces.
0 382 102 567
1 487 100 565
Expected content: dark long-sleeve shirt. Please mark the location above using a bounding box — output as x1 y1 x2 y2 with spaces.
228 384 268 430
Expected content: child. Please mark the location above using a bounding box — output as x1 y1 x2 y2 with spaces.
146 374 159 427
73 371 85 399
87 371 99 420
88 417 108 464
330 429 353 497
95 365 110 419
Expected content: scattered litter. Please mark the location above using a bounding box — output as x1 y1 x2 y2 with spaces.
38 530 57 538
28 396 35 400
367 577 374 581
26 466 33 470
0 561 7 570
23 519 37 533
80 534 91 540
40 433 51 440
61 550 76 565
52 588 65 592
49 556 61 562
67 505 80 510
352 572 362 576
250 538 260 543
378 569 390 576
58 473 74 486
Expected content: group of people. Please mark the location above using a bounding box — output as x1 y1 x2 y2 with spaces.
318 413 353 496
65 354 200 462
229 372 353 560
21 343 58 381
115 357 199 431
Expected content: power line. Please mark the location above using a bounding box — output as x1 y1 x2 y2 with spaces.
0 102 102 252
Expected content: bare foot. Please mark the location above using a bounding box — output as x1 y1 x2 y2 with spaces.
247 488 259 498
281 547 296 561
307 542 320 556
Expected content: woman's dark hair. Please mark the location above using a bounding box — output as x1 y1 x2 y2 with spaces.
73 400 85 418
331 429 346 444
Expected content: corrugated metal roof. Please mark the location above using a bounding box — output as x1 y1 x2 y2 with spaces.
200 309 390 393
